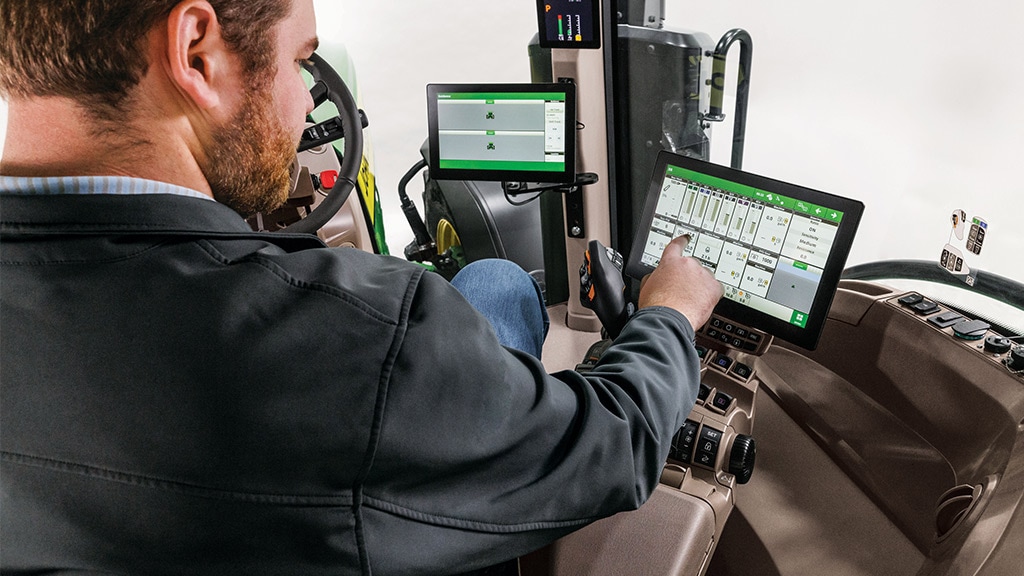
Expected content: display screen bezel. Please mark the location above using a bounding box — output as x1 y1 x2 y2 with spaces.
535 0 602 49
625 151 865 350
426 82 577 184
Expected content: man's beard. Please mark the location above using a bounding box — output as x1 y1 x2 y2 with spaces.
202 89 297 218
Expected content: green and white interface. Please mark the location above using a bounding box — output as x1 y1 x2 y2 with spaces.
639 164 846 328
435 91 568 175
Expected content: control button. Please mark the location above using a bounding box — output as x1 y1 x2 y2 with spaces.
695 345 709 360
695 450 716 467
718 333 732 345
710 318 724 329
697 383 712 402
682 420 700 439
734 327 749 338
695 426 722 468
911 300 940 315
723 323 735 333
711 391 734 412
747 332 762 344
679 435 697 456
671 420 700 463
897 293 924 307
928 311 963 329
732 362 753 379
713 354 733 371
952 319 990 341
707 328 721 340
743 341 759 352
669 443 692 464
318 170 339 190
700 426 724 444
730 337 745 348
984 335 1013 355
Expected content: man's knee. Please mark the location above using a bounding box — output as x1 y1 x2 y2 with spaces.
451 259 548 358
454 260 540 299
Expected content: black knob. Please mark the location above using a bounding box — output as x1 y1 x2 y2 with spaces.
729 434 756 484
1010 346 1024 371
952 319 990 341
985 335 1013 355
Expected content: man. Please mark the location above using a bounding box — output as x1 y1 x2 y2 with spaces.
0 0 723 573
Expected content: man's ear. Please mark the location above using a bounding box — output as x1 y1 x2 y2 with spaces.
165 0 231 110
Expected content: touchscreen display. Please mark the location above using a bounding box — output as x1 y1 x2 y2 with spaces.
536 0 601 49
626 152 864 350
426 83 576 184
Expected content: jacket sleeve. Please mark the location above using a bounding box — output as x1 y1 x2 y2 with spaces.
359 268 701 574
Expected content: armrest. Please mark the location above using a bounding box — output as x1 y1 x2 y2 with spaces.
524 485 718 576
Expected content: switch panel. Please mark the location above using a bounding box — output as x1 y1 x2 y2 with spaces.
670 420 700 464
694 425 723 468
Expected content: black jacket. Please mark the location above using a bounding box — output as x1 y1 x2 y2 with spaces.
0 191 701 575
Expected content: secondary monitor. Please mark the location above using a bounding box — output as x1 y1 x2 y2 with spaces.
426 83 577 184
625 151 865 350
535 0 602 49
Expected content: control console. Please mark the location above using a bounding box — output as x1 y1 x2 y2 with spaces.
660 339 758 500
891 292 1024 377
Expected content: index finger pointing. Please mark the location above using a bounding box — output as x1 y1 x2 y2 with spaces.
663 233 691 260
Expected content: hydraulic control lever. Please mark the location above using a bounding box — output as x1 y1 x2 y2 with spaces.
580 240 635 339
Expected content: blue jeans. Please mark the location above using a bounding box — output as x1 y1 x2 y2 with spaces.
450 260 549 360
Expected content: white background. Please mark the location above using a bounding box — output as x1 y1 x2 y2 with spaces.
312 0 1024 285
4 0 1022 284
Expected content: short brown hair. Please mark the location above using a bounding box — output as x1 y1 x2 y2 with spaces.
0 0 290 120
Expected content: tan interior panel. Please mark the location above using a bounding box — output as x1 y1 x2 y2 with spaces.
523 485 717 576
712 389 922 575
539 282 1024 576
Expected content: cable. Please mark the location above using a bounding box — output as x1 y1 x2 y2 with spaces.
503 188 545 206
398 159 433 248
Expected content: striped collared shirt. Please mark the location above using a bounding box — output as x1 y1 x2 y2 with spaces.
0 175 214 202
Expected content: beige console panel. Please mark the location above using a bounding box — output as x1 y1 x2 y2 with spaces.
298 135 374 251
522 485 717 576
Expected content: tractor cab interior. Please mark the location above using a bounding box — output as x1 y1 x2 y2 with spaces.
253 1 1024 574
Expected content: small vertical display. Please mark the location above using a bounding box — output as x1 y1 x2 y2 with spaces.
940 210 989 286
536 0 601 49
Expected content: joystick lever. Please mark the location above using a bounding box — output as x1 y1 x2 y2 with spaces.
580 240 635 339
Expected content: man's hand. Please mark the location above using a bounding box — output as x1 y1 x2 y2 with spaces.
638 235 723 330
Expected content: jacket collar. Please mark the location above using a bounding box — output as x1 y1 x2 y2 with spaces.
0 193 326 249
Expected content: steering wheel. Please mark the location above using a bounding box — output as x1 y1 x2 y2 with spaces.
281 52 364 235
